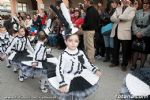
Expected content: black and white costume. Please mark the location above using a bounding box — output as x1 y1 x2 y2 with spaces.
0 31 16 65
48 1 100 99
33 41 56 78
20 40 57 92
5 36 34 63
0 32 11 53
120 68 150 100
48 48 100 100
21 41 56 78
0 31 12 66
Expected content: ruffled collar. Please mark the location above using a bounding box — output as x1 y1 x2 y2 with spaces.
64 48 79 56
17 35 24 38
37 41 44 45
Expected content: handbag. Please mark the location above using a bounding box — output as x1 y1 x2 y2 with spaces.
101 23 113 36
132 39 146 52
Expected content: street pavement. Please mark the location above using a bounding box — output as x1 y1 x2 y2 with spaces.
1 48 148 100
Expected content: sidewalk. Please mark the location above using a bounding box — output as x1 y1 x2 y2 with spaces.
1 48 148 100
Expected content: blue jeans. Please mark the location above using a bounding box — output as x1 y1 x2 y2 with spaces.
103 36 114 48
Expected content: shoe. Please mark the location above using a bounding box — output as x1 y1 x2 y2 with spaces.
19 76 24 82
7 65 11 68
103 58 110 62
130 66 136 71
121 66 127 72
23 75 28 80
40 87 48 93
0 57 3 61
109 63 119 67
95 55 102 60
13 67 17 73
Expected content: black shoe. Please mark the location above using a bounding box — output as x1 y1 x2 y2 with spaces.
103 58 110 62
130 66 136 71
0 57 3 61
109 63 119 67
7 65 11 68
121 63 128 67
130 64 137 71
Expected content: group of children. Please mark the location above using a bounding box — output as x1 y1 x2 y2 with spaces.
0 14 101 100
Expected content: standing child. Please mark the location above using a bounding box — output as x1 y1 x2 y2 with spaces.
48 1 101 99
3 26 34 81
21 30 56 93
32 30 56 93
0 25 12 68
48 34 101 100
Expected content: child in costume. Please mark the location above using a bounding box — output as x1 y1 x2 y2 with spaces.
3 26 34 81
0 25 11 68
20 30 57 93
120 68 150 100
48 1 101 100
48 33 101 100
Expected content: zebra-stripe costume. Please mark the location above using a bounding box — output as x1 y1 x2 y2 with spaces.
48 48 100 100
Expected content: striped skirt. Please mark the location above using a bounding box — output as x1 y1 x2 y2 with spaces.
48 76 99 100
20 61 56 79
12 50 31 63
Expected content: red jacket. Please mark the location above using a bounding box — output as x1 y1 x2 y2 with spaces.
73 17 84 28
41 15 47 25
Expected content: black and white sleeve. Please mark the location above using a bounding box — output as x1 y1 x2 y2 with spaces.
5 37 17 55
81 51 99 73
56 53 67 88
26 38 34 53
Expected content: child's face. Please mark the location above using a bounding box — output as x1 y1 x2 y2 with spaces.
65 35 79 50
0 27 7 33
19 28 25 36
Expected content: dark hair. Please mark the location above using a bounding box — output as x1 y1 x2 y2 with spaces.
75 10 81 18
44 11 48 16
142 0 150 4
26 14 31 19
65 33 79 41
18 16 24 21
38 31 47 41
0 24 4 28
19 26 29 37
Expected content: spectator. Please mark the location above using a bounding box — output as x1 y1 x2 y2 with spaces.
73 9 84 50
73 10 84 28
18 16 25 27
94 1 105 59
40 10 48 29
131 0 150 70
25 14 33 29
32 14 42 32
101 0 118 62
110 0 136 71
82 0 99 63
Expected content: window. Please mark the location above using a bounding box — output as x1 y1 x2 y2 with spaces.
17 3 27 12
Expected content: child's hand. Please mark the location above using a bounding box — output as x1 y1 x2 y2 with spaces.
31 62 38 68
95 70 102 77
59 85 69 93
46 48 52 54
0 54 6 61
